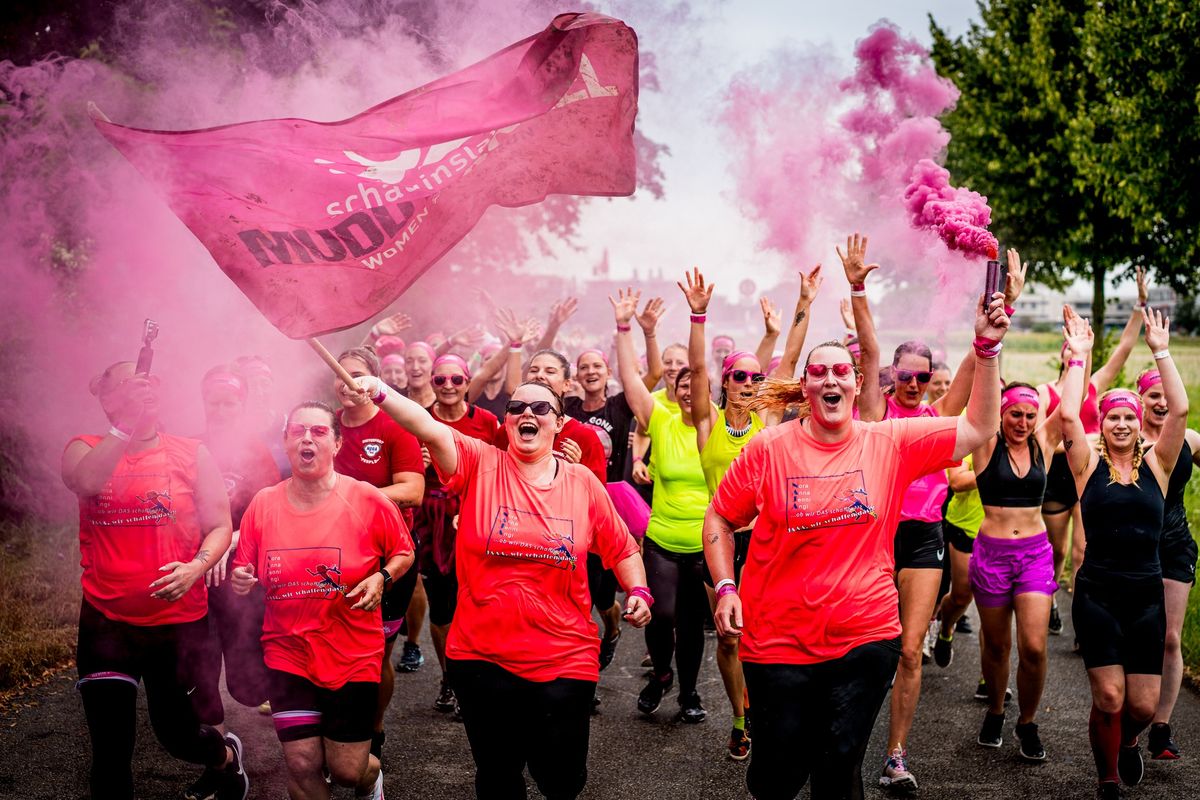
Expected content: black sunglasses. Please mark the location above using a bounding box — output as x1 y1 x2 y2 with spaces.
505 400 559 417
432 374 466 387
729 370 767 383
895 370 932 384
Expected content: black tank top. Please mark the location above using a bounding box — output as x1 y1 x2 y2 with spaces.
1161 440 1193 543
976 434 1047 507
1078 454 1165 584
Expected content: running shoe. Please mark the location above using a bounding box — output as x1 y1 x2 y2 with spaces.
921 619 938 664
183 766 222 800
879 747 918 791
977 712 1005 748
933 632 954 668
357 768 384 800
434 680 456 713
955 616 974 635
1015 722 1046 761
973 679 1012 705
451 697 463 724
1095 781 1120 800
397 641 424 673
218 732 248 800
1048 599 1064 636
1149 722 1180 760
637 670 674 715
599 629 621 672
641 652 653 668
727 727 751 761
1117 740 1144 786
678 691 706 724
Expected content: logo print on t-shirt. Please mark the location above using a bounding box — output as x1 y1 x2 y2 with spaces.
361 439 384 463
487 506 577 570
264 546 346 600
90 471 177 527
786 471 877 532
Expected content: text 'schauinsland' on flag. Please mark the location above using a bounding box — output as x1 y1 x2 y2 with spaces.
92 12 638 339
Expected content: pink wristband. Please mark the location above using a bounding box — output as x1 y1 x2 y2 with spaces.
689 314 707 323
507 340 523 349
973 336 1000 349
627 586 654 608
617 324 632 333
716 584 738 598
1068 359 1085 368
850 282 865 292
1004 305 1015 317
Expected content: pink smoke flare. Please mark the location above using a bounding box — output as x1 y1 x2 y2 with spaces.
903 159 998 260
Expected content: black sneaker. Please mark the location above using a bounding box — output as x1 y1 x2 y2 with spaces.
434 680 456 713
370 729 385 760
1016 722 1046 761
974 679 1013 705
978 712 1005 748
1096 781 1120 800
217 732 248 800
955 616 974 635
1148 722 1180 760
933 633 954 668
1048 600 1064 636
397 641 424 672
599 629 621 672
183 767 222 800
1118 740 1144 786
637 670 674 715
678 691 706 724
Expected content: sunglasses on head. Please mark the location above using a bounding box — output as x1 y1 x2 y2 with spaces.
286 423 332 439
805 363 855 379
432 374 467 387
895 370 932 384
505 400 558 417
728 370 767 383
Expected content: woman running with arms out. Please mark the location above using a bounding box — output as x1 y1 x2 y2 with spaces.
705 272 1011 800
358 375 650 800
1061 305 1187 800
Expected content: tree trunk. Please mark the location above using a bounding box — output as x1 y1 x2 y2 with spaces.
1091 264 1107 331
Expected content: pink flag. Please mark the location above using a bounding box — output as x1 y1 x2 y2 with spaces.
92 13 638 338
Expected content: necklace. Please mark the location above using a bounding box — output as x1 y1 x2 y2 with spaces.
726 420 751 437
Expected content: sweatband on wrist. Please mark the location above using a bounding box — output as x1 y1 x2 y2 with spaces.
632 455 643 464
850 290 867 298
616 324 632 333
974 342 1002 359
371 382 388 405
1153 350 1170 361
690 314 707 323
716 584 738 598
1067 359 1085 368
109 426 132 442
627 586 654 608
850 282 865 292
507 340 522 349
714 578 736 593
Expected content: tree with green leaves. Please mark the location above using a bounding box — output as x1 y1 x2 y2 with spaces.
929 0 1199 329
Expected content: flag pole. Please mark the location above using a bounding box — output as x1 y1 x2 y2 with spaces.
306 337 360 391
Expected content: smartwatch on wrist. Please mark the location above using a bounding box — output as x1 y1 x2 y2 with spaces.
378 568 393 587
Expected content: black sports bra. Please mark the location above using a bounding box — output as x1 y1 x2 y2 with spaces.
976 434 1047 508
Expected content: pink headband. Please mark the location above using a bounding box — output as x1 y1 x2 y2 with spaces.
1137 370 1162 395
721 350 760 379
1001 386 1040 414
202 371 246 398
432 354 471 379
1099 390 1143 424
374 335 406 358
381 354 405 369
576 348 609 367
712 335 735 349
406 341 436 362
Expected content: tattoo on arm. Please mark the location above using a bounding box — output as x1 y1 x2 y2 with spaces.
1064 438 1074 452
708 531 720 544
793 310 807 325
193 549 212 565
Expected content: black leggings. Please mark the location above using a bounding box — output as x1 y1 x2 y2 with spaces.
76 600 228 800
643 538 709 695
196 570 269 713
448 659 595 800
743 638 901 800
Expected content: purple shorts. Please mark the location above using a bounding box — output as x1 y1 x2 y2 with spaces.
969 532 1057 608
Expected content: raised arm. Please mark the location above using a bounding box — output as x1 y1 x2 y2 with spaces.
612 288 656 428
952 292 1010 461
754 297 782 370
635 296 666 392
679 268 718 449
360 311 411 347
358 376 457 476
1058 305 1096 477
1143 307 1188 482
837 234 883 420
467 308 527 402
1091 266 1147 393
533 297 578 352
437 325 485 357
931 352 976 417
773 265 823 380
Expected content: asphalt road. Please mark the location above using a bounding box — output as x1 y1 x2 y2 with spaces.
2 594 1199 799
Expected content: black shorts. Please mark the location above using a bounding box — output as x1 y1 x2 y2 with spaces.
1042 451 1078 515
381 558 420 641
266 668 378 743
586 552 619 611
703 528 752 587
1160 526 1198 585
894 520 944 571
944 521 975 554
421 566 459 627
1072 575 1166 674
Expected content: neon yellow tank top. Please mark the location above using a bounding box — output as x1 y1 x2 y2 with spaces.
700 409 766 497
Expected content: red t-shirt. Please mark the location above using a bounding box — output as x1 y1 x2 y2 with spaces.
493 416 607 484
233 475 413 688
335 408 424 526
71 433 209 626
437 431 639 682
712 416 959 665
201 433 281 530
427 404 500 490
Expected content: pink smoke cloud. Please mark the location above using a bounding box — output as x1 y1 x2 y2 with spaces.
904 159 999 260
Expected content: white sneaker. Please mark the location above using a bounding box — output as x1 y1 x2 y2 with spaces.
355 768 384 800
921 618 938 664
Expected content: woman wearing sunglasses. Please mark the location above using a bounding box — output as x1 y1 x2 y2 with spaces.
231 401 413 800
677 264 822 760
705 237 1011 800
332 346 425 761
418 354 500 716
1060 306 1187 800
355 376 650 800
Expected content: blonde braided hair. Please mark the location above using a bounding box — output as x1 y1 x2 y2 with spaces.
1096 432 1144 487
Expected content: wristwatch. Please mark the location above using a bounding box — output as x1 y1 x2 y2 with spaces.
378 568 393 587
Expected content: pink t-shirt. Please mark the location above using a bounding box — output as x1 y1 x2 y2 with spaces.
885 395 954 523
712 416 959 664
437 431 639 682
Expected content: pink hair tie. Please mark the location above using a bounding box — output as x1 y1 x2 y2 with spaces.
1001 386 1040 414
1099 390 1143 424
721 350 760 379
432 354 471 379
1136 370 1162 395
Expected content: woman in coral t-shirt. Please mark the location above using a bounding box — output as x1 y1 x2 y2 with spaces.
360 374 651 800
705 278 1011 800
